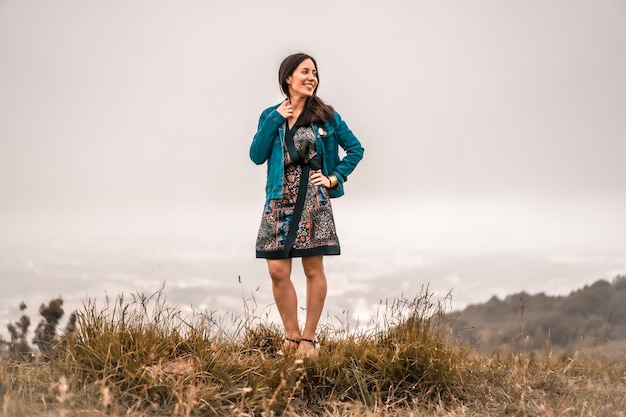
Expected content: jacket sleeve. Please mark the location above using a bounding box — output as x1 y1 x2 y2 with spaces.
332 112 364 182
249 107 284 165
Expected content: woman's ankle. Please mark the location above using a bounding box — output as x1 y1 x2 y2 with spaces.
297 337 319 357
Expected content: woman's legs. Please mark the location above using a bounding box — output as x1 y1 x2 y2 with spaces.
267 256 327 355
267 259 301 345
299 255 327 354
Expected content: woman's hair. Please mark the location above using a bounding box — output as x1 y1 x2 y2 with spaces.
278 53 334 124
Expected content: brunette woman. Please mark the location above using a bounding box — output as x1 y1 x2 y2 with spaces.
250 53 364 357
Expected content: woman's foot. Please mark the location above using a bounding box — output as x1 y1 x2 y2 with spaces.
297 338 319 358
277 337 300 356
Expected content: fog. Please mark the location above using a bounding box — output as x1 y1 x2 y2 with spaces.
1 0 625 334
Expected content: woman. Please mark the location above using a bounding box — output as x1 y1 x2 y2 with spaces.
250 53 364 357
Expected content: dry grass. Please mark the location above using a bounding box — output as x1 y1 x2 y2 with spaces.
1 289 625 416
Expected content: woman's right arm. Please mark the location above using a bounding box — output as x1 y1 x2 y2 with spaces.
249 106 285 165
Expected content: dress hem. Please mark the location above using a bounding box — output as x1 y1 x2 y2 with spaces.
256 246 340 259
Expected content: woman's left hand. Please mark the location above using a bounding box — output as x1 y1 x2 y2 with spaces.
310 170 331 188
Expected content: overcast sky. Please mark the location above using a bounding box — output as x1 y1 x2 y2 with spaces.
1 0 625 254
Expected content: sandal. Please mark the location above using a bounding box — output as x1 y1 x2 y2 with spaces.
277 337 301 356
297 338 320 358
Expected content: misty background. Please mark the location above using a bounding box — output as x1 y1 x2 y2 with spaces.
1 0 625 334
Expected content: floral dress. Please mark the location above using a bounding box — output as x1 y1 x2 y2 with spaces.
255 121 340 259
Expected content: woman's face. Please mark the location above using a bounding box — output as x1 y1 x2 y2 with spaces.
286 58 318 99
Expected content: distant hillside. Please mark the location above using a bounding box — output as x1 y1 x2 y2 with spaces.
450 275 626 356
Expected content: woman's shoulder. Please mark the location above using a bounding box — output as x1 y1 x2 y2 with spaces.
322 109 342 127
257 103 285 125
260 102 282 115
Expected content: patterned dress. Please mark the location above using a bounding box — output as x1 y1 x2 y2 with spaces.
255 121 340 259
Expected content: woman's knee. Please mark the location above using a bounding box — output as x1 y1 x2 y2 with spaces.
267 259 292 282
302 256 325 279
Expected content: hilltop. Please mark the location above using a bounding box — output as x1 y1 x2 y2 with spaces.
450 275 626 357
1 280 626 415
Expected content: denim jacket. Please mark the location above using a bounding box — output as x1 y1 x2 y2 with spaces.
250 103 364 199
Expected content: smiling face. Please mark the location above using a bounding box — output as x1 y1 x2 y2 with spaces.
285 58 318 99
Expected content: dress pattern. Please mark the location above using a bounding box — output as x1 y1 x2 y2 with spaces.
255 125 340 259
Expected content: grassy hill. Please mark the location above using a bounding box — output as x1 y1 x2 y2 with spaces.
1 283 626 416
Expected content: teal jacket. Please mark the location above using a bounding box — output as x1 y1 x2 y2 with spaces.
250 103 364 199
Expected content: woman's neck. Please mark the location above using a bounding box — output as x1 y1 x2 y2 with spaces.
287 96 307 128
289 95 306 112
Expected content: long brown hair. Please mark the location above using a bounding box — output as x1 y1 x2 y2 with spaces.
278 53 334 124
